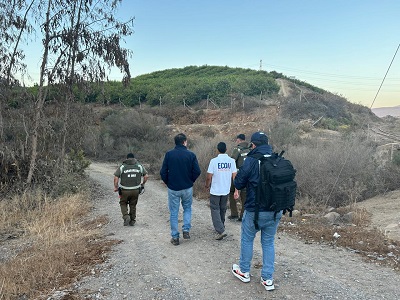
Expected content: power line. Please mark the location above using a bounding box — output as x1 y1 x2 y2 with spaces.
369 44 400 109
263 63 399 80
325 43 400 206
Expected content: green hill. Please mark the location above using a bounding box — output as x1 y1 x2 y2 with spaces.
25 65 378 129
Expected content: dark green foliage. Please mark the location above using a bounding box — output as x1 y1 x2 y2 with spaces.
393 150 400 166
43 66 281 107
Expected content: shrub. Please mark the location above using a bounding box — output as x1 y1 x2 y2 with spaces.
90 109 170 170
288 130 400 208
268 118 301 151
393 149 400 166
289 132 377 207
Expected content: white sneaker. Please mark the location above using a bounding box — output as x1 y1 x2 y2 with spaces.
261 277 275 291
231 264 250 283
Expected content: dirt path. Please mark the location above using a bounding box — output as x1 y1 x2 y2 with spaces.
356 190 400 241
276 78 290 97
74 162 400 299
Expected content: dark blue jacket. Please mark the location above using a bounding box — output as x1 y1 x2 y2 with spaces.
160 144 201 191
233 144 272 212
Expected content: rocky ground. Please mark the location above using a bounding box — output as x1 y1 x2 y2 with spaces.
65 162 400 300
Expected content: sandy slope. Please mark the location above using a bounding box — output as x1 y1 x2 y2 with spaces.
356 190 400 241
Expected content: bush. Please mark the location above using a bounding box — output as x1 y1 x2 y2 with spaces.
89 109 170 171
289 132 400 207
393 149 400 166
268 118 301 151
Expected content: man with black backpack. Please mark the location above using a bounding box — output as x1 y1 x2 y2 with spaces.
228 134 251 221
114 153 148 227
231 132 284 292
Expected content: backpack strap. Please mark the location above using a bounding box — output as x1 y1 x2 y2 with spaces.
250 153 264 230
254 158 261 230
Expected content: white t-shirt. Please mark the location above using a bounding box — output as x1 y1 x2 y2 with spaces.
207 154 237 196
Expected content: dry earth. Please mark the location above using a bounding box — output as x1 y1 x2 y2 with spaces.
356 190 400 241
67 162 400 300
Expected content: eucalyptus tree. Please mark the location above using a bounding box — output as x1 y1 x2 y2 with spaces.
26 0 133 184
0 0 34 144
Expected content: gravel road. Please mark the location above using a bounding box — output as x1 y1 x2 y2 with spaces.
73 162 400 300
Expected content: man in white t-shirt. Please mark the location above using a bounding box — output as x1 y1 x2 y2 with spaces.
205 142 237 240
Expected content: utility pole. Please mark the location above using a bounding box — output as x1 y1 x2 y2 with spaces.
259 59 262 71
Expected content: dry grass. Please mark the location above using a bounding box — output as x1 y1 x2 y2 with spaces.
0 191 118 300
280 204 399 271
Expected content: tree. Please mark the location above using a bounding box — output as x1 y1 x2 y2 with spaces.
25 0 133 184
0 0 34 143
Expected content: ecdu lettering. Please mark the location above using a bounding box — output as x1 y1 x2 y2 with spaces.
217 162 231 170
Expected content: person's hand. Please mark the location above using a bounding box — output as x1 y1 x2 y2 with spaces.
114 187 118 192
234 189 240 200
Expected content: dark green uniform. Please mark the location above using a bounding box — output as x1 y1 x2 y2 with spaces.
114 158 147 225
229 142 250 220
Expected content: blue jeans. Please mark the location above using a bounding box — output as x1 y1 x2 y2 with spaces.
168 187 193 238
239 210 282 280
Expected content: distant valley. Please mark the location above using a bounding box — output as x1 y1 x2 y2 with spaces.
372 105 400 117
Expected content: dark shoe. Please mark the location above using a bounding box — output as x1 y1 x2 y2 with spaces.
228 215 238 220
215 232 227 240
170 238 179 246
129 220 136 226
123 215 130 226
183 231 190 239
237 217 242 222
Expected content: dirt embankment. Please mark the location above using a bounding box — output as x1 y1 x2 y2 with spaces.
356 190 400 241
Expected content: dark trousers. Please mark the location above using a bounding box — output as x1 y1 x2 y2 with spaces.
119 189 140 221
229 181 246 219
210 194 228 234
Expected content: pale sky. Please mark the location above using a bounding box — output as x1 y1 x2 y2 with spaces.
24 0 400 108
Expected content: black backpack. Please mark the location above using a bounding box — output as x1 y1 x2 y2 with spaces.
252 151 297 230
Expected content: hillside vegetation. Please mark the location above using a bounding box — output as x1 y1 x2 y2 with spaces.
22 65 377 129
25 65 280 107
1 65 397 202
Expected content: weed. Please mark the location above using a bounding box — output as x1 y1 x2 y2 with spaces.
0 191 117 300
280 206 399 271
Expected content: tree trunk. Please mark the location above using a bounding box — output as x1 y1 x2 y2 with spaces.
26 0 51 185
